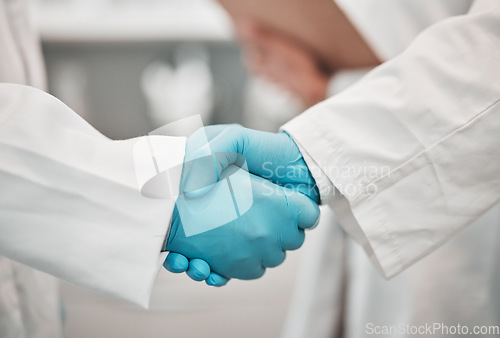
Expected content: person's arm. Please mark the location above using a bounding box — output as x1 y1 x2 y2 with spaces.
282 0 500 278
235 22 374 107
0 83 184 307
236 21 330 108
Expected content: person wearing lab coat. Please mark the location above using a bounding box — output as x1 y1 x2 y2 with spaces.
0 0 194 334
210 0 500 337
0 0 323 337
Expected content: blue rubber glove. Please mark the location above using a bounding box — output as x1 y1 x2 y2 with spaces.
164 253 229 286
166 165 320 280
183 125 320 203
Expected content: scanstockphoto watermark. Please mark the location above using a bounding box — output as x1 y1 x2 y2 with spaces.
260 161 391 197
365 322 500 336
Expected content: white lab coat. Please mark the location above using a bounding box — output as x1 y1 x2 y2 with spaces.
0 0 185 336
282 0 500 337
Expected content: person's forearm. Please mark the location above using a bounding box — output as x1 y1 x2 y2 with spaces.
283 0 500 278
0 84 185 306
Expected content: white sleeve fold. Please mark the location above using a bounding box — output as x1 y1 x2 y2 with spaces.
283 0 500 278
0 83 185 307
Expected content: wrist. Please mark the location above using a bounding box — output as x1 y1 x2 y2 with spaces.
285 133 333 205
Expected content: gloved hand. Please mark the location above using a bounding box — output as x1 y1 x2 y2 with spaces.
182 125 320 203
165 164 319 280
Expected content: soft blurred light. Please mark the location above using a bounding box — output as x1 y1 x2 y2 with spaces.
32 0 233 43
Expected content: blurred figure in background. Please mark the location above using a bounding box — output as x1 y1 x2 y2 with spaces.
231 1 500 337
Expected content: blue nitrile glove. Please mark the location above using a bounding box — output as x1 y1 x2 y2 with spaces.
166 164 320 280
182 125 320 203
164 253 229 286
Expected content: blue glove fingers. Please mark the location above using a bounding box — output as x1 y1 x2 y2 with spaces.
206 272 230 287
262 250 287 268
166 253 229 285
164 252 189 273
185 125 321 204
182 126 241 194
205 130 241 178
191 125 267 178
282 229 306 251
284 182 320 205
192 125 253 180
277 189 316 250
237 265 266 280
186 258 211 282
291 191 321 230
211 128 320 203
203 124 240 142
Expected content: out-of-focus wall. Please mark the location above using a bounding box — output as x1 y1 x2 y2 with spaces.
43 41 248 139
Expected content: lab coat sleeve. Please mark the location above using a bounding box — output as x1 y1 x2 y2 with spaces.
282 0 500 279
0 83 186 307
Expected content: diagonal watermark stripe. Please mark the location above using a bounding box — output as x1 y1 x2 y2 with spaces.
133 115 254 237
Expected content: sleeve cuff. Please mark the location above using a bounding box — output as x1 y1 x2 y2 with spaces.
282 109 405 279
293 141 335 205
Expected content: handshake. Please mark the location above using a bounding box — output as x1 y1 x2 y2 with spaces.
162 125 320 286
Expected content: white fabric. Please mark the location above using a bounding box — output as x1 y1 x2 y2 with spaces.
300 69 371 205
283 0 500 279
282 0 500 337
0 0 185 336
281 208 347 338
0 83 185 307
344 205 500 338
284 207 500 338
335 0 473 61
0 257 63 338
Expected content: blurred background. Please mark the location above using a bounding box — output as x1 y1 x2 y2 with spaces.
32 0 306 337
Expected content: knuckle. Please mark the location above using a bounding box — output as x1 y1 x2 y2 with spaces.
291 231 305 250
253 267 266 279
